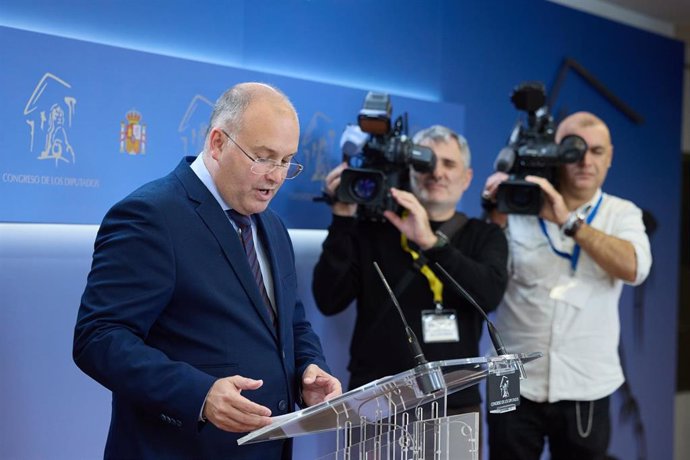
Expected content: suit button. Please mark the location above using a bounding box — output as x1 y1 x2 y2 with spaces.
278 400 288 411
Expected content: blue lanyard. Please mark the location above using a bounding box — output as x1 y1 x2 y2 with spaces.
538 193 603 272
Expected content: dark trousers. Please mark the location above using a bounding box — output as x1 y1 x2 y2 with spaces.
487 396 611 460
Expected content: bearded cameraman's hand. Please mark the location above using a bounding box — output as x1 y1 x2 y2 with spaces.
323 162 357 217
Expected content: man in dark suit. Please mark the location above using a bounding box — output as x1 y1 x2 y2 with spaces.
73 82 341 459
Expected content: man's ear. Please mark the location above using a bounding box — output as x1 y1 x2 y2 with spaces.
462 168 474 192
208 128 224 160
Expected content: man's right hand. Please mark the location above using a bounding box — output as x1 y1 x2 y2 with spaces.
482 171 509 202
203 375 273 433
482 172 509 227
323 162 357 217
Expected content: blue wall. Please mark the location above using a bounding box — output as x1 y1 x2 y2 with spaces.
0 1 683 459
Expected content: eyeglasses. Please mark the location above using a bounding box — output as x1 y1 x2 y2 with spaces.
220 129 303 180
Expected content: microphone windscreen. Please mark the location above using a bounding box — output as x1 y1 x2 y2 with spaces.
494 147 516 172
339 124 369 159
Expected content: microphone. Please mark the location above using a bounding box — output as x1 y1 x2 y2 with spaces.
373 261 427 366
374 261 446 396
432 262 509 356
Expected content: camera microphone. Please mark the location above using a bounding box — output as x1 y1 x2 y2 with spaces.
432 262 509 356
339 124 369 162
373 261 427 366
494 146 516 173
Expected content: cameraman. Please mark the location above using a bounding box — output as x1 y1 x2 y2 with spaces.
313 125 508 416
482 112 652 460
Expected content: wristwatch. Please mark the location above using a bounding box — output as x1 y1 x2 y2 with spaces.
562 211 586 237
431 230 450 249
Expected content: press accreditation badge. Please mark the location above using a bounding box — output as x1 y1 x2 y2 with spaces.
421 309 460 343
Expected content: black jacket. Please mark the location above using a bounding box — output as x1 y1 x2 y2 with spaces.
312 214 508 408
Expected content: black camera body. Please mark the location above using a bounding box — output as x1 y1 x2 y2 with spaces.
337 92 436 221
494 82 587 214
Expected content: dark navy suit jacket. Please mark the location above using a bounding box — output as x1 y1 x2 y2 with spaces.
74 157 329 459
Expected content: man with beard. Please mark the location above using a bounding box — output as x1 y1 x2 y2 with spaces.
313 124 508 417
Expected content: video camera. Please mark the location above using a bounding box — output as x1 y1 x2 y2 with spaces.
336 92 436 221
493 82 587 214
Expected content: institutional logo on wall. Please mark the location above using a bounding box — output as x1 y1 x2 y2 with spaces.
23 72 77 166
178 94 212 156
120 109 147 155
300 112 336 182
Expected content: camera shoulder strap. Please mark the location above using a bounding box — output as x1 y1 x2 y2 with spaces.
436 212 468 242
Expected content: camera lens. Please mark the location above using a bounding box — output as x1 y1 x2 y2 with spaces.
351 177 379 202
510 188 535 208
497 180 543 215
508 184 542 214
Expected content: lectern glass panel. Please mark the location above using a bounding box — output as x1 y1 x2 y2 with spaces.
239 353 541 447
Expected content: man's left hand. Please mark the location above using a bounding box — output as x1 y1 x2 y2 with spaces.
525 175 570 226
301 364 342 407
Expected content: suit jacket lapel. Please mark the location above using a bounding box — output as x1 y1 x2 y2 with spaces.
175 158 278 339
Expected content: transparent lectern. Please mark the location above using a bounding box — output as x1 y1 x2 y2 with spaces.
238 352 541 460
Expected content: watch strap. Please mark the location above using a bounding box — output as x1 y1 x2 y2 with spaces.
563 212 585 237
432 230 450 249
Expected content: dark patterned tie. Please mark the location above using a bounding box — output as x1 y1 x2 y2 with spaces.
226 210 276 326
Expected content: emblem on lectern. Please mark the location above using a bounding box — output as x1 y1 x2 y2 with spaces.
500 375 510 398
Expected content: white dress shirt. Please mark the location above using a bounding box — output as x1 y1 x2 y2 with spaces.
189 154 276 307
495 189 652 402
